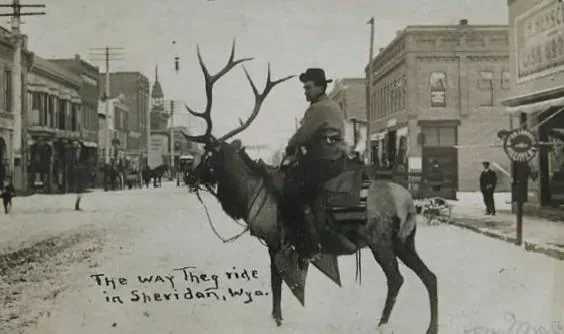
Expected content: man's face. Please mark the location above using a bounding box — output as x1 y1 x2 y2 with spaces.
483 163 489 169
303 81 323 102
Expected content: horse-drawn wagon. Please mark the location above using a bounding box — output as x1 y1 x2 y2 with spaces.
372 167 453 225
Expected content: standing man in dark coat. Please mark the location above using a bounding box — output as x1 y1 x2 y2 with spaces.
480 161 497 215
283 68 353 261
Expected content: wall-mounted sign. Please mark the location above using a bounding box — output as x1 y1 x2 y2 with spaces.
515 1 564 83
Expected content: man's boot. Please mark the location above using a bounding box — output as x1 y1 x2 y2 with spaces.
299 205 322 263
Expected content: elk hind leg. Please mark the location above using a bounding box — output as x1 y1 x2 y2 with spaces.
370 241 404 327
395 228 438 334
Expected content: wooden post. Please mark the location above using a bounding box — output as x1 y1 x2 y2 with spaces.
366 17 374 165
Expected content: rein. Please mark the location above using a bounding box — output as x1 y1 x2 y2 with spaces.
192 180 268 246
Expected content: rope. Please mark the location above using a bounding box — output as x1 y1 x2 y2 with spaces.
195 186 250 243
192 181 270 247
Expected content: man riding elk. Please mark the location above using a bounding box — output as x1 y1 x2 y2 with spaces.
282 68 356 261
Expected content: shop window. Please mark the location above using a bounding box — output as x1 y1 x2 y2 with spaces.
478 71 494 107
430 72 446 107
422 126 457 147
501 71 510 89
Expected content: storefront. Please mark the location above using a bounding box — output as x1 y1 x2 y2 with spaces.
504 0 564 208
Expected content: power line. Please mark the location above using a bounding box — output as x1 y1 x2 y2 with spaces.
87 46 125 164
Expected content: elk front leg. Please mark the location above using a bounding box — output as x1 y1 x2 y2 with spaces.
269 247 283 326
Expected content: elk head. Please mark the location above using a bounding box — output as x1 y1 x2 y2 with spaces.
181 40 294 189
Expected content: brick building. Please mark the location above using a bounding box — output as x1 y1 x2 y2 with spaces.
97 94 129 163
366 19 512 197
0 29 32 190
503 0 564 208
26 55 83 194
99 71 150 166
328 78 368 155
50 55 100 177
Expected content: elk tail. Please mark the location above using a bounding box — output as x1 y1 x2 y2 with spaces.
397 210 417 243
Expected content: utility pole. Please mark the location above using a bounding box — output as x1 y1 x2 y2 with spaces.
169 42 180 177
0 0 45 192
366 16 374 165
170 99 175 174
88 46 124 165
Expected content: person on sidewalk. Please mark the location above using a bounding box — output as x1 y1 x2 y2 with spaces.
480 161 497 215
2 176 15 214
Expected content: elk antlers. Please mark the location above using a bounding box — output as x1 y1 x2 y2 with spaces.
182 39 294 144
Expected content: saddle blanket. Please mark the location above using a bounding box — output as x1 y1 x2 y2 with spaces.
324 179 370 224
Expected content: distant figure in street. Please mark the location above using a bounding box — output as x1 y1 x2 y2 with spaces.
2 176 15 214
0 162 5 186
480 161 497 215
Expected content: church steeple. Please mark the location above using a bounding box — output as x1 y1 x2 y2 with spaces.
151 64 164 99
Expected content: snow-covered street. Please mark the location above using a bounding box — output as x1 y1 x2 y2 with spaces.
1 182 563 334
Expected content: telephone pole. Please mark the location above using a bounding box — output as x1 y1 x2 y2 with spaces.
0 0 46 191
170 99 175 174
366 16 374 165
88 46 125 164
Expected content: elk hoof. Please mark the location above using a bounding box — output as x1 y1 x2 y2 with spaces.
271 313 282 326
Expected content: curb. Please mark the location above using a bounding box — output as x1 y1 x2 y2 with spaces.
448 219 564 261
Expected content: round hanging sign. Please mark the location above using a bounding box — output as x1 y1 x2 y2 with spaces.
503 128 538 162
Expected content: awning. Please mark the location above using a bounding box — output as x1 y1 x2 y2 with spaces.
506 95 564 115
370 131 386 141
81 141 98 148
396 126 408 137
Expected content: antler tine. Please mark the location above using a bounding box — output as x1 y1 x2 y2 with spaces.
218 65 295 141
210 39 254 84
188 40 255 142
196 44 211 80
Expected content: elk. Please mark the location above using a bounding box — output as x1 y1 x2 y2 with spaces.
182 41 438 334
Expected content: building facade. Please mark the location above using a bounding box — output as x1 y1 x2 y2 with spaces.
97 94 129 164
26 55 83 194
366 20 512 197
50 55 100 179
0 28 32 190
148 66 169 168
99 71 149 167
503 0 564 208
328 78 368 156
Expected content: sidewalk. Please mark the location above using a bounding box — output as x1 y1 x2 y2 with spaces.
447 192 564 261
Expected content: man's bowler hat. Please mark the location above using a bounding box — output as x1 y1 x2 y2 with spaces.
299 68 333 84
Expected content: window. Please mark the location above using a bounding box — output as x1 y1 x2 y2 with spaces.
501 71 510 89
4 69 11 112
478 71 494 107
59 99 66 130
402 74 407 109
430 72 446 107
71 104 78 131
48 95 55 128
422 126 457 147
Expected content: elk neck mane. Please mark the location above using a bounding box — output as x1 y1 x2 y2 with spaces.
214 147 281 221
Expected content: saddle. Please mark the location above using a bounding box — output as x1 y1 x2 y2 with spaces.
320 158 370 225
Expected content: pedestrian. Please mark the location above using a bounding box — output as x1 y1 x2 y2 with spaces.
480 161 497 215
2 176 15 214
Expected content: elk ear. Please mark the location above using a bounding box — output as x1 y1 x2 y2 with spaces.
231 139 243 150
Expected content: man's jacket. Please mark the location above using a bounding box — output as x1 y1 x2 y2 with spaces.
480 169 497 191
287 94 346 160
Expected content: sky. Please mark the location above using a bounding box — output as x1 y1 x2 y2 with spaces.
6 0 509 159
